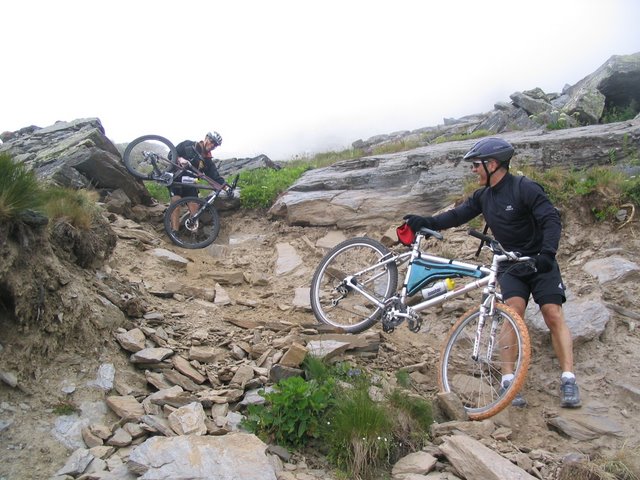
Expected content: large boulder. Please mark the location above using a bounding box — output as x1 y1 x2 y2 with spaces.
564 53 640 124
269 120 640 228
0 118 153 206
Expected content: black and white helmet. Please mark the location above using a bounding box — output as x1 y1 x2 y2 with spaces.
206 131 222 146
463 137 514 168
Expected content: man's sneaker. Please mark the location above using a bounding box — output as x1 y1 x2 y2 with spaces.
500 380 527 408
560 377 581 408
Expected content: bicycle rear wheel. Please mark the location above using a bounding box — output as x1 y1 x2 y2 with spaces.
438 304 530 420
123 135 177 182
310 238 398 333
164 197 221 249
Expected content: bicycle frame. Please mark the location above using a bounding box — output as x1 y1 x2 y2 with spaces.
310 228 534 419
141 151 226 191
340 229 530 342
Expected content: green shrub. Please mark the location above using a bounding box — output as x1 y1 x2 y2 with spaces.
0 153 43 222
243 375 334 448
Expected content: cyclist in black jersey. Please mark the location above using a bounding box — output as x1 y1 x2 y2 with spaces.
169 131 231 231
403 137 581 409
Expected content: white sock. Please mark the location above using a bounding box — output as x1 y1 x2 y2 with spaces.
501 374 515 387
561 371 575 381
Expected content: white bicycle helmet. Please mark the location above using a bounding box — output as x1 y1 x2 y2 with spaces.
206 131 222 146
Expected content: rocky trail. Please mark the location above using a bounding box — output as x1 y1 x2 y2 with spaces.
1 203 640 479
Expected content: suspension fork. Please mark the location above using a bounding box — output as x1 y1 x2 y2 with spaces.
472 290 497 361
189 191 220 221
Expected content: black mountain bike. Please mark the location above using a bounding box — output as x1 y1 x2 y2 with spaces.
123 135 238 249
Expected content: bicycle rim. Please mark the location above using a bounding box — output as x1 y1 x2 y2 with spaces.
164 198 221 249
310 238 398 333
123 135 177 181
438 304 530 420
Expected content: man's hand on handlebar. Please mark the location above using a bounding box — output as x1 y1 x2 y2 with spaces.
403 214 435 232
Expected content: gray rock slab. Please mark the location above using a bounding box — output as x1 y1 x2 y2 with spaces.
128 433 277 479
583 256 640 284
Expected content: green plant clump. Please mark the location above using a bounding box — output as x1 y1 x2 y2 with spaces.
144 181 170 203
243 375 334 448
0 153 43 222
239 165 310 209
433 129 492 144
52 400 79 416
505 164 640 222
602 100 639 124
40 187 102 230
328 386 394 479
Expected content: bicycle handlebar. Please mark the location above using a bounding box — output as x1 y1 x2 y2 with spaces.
468 229 535 264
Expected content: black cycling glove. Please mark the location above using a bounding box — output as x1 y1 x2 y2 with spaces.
403 214 435 232
535 253 555 273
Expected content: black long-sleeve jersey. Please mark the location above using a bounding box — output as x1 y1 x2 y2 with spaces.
175 140 226 186
430 173 561 256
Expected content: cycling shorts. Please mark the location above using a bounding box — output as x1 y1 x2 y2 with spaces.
498 262 566 306
168 184 198 198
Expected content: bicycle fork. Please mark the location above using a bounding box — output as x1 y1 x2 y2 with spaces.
472 292 498 362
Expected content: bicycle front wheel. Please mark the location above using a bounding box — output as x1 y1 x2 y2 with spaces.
310 238 398 333
164 197 221 249
438 304 531 420
123 135 177 182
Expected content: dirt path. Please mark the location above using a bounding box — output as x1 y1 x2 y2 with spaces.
1 208 640 478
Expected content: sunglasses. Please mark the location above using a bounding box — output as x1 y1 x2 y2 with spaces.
471 161 484 168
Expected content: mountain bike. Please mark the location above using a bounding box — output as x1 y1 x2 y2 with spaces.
122 134 239 249
309 227 533 420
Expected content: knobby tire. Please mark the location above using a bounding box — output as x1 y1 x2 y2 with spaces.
164 197 221 249
310 237 398 333
123 135 177 181
438 304 530 420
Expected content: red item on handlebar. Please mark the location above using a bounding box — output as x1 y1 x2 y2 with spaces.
396 223 416 246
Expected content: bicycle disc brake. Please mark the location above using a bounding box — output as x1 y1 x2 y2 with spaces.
184 217 200 232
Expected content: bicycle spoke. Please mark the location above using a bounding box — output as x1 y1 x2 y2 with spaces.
123 135 176 182
164 198 221 249
310 238 398 333
439 305 530 420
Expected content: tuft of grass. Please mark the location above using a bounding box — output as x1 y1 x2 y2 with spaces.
144 181 170 203
239 165 310 209
52 400 79 416
395 370 411 389
432 129 493 144
328 386 394 479
388 390 432 453
371 138 424 155
0 153 43 222
40 187 101 230
291 148 366 169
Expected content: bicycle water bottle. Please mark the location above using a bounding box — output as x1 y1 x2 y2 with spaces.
421 278 455 300
182 176 196 184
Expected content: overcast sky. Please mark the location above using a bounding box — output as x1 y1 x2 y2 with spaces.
2 1 639 160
